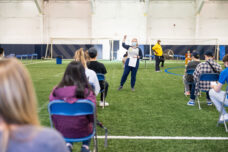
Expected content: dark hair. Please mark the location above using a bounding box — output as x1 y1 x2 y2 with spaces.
57 61 93 98
88 47 97 58
0 48 4 55
223 54 228 63
192 52 200 59
204 50 214 57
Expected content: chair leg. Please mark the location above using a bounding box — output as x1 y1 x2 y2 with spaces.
93 133 98 152
197 96 201 110
224 120 228 132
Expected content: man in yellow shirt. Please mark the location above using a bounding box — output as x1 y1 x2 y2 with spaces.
152 40 164 72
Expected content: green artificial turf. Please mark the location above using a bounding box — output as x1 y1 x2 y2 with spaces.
24 59 228 152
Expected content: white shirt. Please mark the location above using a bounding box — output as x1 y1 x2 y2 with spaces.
85 68 100 96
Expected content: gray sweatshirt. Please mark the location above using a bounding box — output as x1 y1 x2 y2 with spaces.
0 125 68 152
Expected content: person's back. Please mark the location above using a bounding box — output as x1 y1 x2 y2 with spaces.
49 61 96 152
87 61 107 74
194 58 221 91
87 47 109 106
1 126 68 152
0 58 68 152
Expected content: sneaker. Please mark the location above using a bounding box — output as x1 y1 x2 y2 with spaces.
66 143 73 152
80 146 91 152
187 100 195 106
118 86 123 90
131 88 135 91
156 70 161 72
207 101 213 106
99 101 109 107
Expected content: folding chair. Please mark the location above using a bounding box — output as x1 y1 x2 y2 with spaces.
196 73 220 110
48 99 98 152
217 86 228 132
97 73 106 109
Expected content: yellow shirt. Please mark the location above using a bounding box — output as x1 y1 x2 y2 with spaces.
152 43 163 56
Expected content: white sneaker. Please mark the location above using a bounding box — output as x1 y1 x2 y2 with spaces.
99 101 109 107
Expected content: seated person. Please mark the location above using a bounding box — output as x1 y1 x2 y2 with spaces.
210 54 228 122
74 48 100 96
87 47 109 107
0 48 4 59
187 50 222 106
183 52 200 95
49 61 96 152
0 58 68 152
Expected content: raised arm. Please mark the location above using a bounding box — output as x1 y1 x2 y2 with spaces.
122 35 130 50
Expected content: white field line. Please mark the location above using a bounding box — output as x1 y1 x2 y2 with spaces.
54 72 64 77
38 101 49 113
97 136 228 140
24 60 53 65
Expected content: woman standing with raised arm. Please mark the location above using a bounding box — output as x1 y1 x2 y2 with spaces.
118 35 143 91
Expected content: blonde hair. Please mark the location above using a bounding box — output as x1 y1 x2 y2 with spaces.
0 58 39 152
74 48 89 68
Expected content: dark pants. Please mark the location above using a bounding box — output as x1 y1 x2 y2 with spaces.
190 83 210 100
99 81 109 101
155 56 162 71
120 58 139 88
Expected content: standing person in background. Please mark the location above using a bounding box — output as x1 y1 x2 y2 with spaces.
0 58 68 152
87 47 109 107
0 48 4 59
74 48 100 96
118 35 143 91
152 40 163 72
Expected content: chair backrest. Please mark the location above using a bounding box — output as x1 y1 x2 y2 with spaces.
48 99 95 117
48 99 96 143
97 73 105 81
199 73 220 81
186 69 195 75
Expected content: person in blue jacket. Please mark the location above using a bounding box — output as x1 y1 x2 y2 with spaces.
118 35 143 91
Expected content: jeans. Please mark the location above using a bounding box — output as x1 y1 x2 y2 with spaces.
190 83 210 100
120 58 139 88
99 80 109 101
155 56 161 71
209 89 228 115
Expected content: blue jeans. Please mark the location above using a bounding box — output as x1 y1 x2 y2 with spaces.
190 83 210 100
120 58 139 88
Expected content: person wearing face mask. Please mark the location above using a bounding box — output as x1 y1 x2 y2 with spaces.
152 40 163 72
210 54 228 122
118 35 143 91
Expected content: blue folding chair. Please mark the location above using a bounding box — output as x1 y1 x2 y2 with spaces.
48 99 98 152
97 73 106 109
196 73 220 110
186 69 195 75
217 86 228 132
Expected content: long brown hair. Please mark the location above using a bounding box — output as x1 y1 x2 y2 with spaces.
74 48 89 68
0 58 39 152
57 61 93 98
